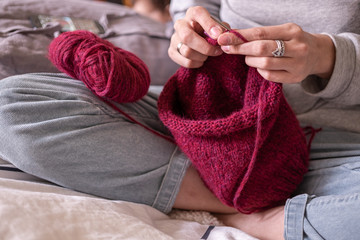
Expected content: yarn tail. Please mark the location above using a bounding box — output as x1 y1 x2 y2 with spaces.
101 97 175 143
303 126 322 151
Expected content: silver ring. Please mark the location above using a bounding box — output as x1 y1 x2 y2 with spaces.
272 40 285 57
177 42 184 56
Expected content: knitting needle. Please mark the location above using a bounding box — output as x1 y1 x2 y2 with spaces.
210 16 231 31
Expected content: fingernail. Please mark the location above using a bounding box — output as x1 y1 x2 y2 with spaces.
210 26 222 39
222 45 230 52
222 35 231 45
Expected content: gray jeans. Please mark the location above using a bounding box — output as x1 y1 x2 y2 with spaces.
1 73 360 239
0 73 189 213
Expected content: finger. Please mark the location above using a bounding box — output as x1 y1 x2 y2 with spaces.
171 32 208 63
238 23 303 42
222 39 292 57
185 6 226 39
174 18 222 57
218 23 303 48
245 56 293 71
169 47 208 68
177 41 209 62
217 31 247 46
168 34 208 68
257 68 297 84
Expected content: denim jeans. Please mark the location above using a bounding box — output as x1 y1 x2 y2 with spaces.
0 73 190 213
285 128 360 240
0 73 360 239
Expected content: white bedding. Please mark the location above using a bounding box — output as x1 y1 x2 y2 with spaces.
0 158 257 240
0 0 258 238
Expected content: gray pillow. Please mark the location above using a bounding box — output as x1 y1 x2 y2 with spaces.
0 0 179 85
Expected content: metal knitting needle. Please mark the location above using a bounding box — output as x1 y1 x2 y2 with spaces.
210 16 231 31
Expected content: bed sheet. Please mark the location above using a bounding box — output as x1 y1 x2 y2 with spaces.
0 157 257 240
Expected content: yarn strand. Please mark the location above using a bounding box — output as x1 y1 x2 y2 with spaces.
101 97 175 143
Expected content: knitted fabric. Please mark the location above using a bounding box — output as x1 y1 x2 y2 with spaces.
158 32 309 213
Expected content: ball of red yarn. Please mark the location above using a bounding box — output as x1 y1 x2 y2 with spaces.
48 30 150 103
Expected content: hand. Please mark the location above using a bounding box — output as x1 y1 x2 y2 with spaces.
168 6 225 68
217 23 336 83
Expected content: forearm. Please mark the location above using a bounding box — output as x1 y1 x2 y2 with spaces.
170 0 221 21
301 32 360 105
311 34 335 80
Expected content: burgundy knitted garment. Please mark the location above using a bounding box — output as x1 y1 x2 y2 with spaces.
158 32 309 213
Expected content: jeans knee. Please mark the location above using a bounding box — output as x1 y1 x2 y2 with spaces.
0 74 30 88
0 74 45 168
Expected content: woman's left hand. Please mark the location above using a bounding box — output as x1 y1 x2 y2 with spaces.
217 23 335 83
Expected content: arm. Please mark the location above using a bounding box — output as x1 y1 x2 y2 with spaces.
301 33 360 106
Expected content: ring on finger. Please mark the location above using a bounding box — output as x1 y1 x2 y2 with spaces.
272 40 285 57
177 42 184 56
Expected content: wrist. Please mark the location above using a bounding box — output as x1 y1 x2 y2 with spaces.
312 34 336 79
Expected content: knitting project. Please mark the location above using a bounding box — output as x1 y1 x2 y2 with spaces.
158 31 309 213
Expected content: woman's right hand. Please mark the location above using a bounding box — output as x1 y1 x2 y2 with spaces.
168 6 225 68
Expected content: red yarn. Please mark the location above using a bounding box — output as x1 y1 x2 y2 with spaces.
48 30 150 103
158 32 309 213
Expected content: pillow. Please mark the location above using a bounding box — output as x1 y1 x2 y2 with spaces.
0 0 178 85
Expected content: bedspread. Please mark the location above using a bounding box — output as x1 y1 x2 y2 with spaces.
0 162 257 240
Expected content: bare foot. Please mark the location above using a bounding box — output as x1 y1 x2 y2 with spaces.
214 206 285 240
